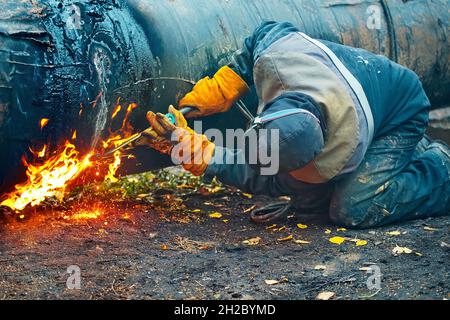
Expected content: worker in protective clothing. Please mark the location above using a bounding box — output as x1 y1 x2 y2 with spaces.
142 21 450 229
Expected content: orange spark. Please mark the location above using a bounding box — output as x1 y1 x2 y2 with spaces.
72 130 77 140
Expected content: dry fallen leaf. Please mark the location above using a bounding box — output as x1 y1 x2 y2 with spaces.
161 244 169 251
297 223 308 229
316 291 335 300
242 237 261 246
243 205 257 213
329 236 346 245
325 229 332 234
423 226 439 232
266 224 277 230
264 279 279 285
278 235 294 242
386 230 402 236
294 239 311 244
392 245 413 255
359 267 373 272
191 209 201 213
314 265 327 270
209 212 223 219
337 228 347 232
242 193 253 199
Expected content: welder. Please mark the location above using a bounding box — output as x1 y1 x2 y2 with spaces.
142 21 450 229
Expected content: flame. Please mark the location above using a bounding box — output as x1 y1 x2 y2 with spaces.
1 97 141 213
40 118 49 129
105 151 121 183
111 104 122 119
29 145 47 158
122 103 138 129
1 142 93 211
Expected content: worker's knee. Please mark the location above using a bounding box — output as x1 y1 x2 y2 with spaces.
329 193 385 229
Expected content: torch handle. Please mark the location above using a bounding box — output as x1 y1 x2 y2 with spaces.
165 106 196 124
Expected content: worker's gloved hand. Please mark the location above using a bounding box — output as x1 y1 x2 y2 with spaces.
143 106 216 176
179 66 249 118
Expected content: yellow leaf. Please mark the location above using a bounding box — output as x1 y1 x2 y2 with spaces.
294 239 311 244
242 193 253 199
392 246 413 255
355 240 368 246
297 223 308 229
316 291 335 300
191 209 201 213
264 279 279 285
209 212 223 219
337 228 347 232
386 230 402 236
277 226 287 232
161 244 169 251
424 226 439 232
266 224 277 230
329 236 346 245
223 219 229 223
325 229 332 234
242 237 261 246
277 235 293 242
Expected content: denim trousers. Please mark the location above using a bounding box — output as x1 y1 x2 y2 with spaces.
292 114 450 228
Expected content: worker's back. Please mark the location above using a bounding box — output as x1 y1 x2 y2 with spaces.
322 40 431 138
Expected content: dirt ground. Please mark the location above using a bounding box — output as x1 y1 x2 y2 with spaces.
0 184 448 300
0 112 449 301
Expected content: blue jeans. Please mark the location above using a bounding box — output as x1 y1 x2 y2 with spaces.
328 117 450 229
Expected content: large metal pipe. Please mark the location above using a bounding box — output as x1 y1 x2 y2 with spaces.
0 0 448 192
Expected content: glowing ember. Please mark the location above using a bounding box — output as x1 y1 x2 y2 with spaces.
65 208 103 220
1 142 93 211
40 118 49 129
71 130 77 140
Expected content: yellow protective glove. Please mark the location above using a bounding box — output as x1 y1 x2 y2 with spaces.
144 106 216 176
179 66 249 118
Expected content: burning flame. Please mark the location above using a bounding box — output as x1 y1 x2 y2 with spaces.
1 101 140 212
1 142 93 211
105 151 122 183
40 118 49 129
